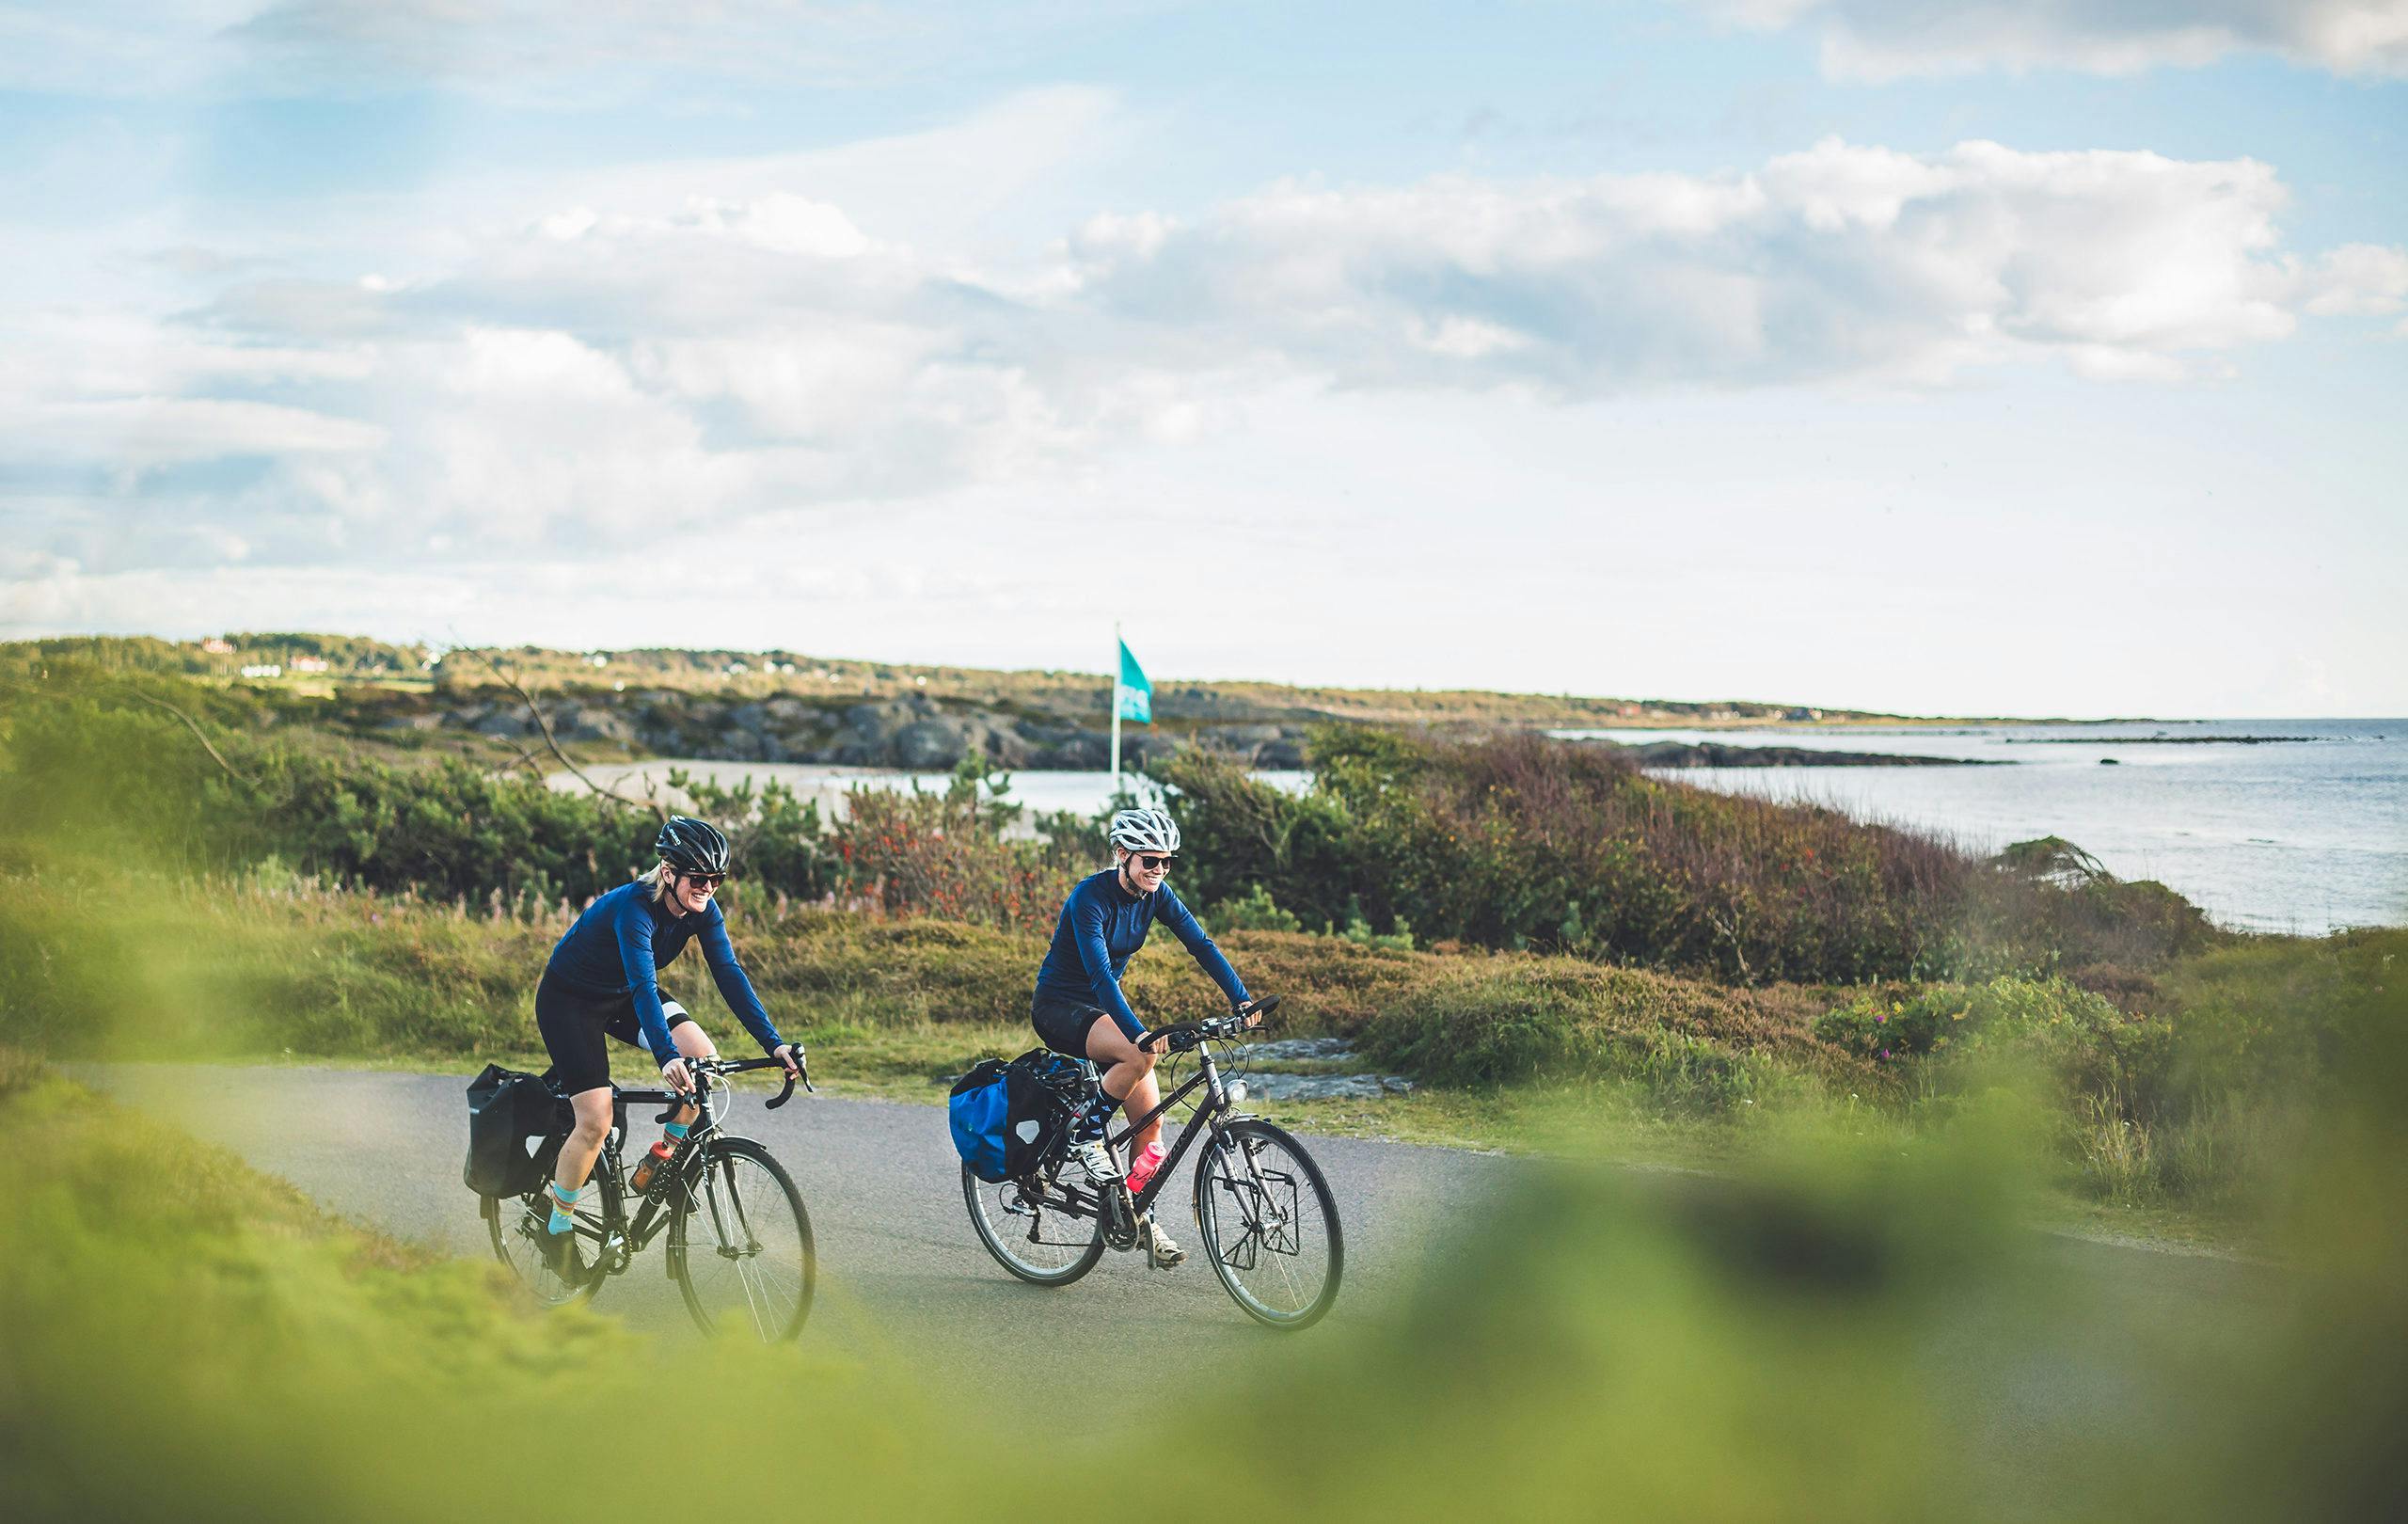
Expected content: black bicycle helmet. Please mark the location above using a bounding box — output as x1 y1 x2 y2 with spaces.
655 815 732 875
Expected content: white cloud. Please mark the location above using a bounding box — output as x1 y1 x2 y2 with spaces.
1069 138 2396 392
1703 0 2408 79
17 397 384 468
6 132 2400 606
2298 244 2408 315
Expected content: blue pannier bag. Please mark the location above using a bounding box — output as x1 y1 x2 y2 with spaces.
949 1058 1012 1183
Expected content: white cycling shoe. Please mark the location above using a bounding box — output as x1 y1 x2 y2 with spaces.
1138 1215 1188 1270
1069 1137 1121 1183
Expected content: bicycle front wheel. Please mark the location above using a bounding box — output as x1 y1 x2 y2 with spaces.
668 1137 816 1342
963 1163 1105 1286
1193 1119 1343 1329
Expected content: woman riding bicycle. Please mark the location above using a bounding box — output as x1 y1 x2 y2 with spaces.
1031 805 1260 1268
529 815 801 1274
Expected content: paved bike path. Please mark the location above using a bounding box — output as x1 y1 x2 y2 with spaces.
84 1064 1508 1394
84 1058 2288 1494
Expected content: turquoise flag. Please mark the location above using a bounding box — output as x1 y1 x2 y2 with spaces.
1116 639 1152 723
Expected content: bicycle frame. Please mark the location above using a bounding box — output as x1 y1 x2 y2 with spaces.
575 1058 793 1274
1030 1039 1248 1222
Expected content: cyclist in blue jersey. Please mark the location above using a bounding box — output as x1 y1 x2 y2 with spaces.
527 816 801 1276
1032 806 1260 1268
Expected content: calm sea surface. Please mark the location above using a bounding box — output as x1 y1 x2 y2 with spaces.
1554 719 2407 934
563 720 2405 935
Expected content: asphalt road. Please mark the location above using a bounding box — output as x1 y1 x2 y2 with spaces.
85 1060 2291 1504
84 1064 1513 1394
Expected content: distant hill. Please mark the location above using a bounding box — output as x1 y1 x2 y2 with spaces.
0 632 1915 732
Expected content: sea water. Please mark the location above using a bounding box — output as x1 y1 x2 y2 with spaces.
1554 719 2406 934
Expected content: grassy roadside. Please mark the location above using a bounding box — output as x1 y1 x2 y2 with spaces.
6 860 2390 1254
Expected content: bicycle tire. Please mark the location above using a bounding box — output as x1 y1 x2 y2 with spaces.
488 1179 607 1309
667 1136 816 1342
962 1163 1106 1286
1193 1119 1343 1329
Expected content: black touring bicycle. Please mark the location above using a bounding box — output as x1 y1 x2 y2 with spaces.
960 996 1344 1328
468 1051 817 1343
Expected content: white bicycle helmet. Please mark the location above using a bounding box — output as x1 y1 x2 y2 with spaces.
1107 807 1181 855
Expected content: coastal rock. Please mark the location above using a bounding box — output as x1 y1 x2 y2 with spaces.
1244 1072 1416 1102
893 720 968 770
1612 740 1995 769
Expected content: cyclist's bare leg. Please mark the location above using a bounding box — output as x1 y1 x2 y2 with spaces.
659 1021 718 1133
1122 1070 1164 1152
554 1086 613 1202
1084 1017 1159 1144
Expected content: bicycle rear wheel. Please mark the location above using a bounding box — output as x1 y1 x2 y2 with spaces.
489 1177 607 1309
963 1164 1105 1286
669 1136 816 1342
1193 1119 1343 1329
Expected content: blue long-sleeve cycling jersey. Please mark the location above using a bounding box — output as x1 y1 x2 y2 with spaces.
1034 868 1249 1041
543 881 784 1063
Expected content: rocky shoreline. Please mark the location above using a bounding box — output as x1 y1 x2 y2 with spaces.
383 689 1312 770
1603 740 2001 769
374 685 2002 773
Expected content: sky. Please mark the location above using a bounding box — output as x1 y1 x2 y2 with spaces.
2 1 2404 718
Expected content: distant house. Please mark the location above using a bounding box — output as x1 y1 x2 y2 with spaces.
291 657 330 674
201 637 234 655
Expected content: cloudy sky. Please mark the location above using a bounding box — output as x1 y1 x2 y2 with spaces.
4 1 2403 716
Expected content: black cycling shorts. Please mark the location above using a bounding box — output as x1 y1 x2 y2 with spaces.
534 973 699 1096
1031 991 1110 1060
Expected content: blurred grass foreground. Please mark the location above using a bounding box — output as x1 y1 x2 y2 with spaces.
6 1030 2406 1522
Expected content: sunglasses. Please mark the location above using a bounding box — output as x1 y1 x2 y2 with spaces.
1130 853 1178 872
678 870 727 888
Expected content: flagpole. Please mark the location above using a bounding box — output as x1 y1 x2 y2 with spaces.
1109 619 1122 798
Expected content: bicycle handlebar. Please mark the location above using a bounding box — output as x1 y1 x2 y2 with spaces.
1148 994 1282 1055
634 1050 812 1121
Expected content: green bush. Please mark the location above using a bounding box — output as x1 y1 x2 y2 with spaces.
1356 959 1833 1113
1208 883 1304 932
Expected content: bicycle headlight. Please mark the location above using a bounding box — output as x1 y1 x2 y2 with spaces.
1225 1080 1248 1107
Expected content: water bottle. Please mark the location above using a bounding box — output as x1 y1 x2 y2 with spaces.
629 1138 675 1195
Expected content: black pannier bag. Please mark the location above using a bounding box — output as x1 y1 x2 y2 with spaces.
464 1063 573 1199
1001 1048 1095 1180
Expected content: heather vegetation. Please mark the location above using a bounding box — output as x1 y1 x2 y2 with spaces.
1160 728 2220 983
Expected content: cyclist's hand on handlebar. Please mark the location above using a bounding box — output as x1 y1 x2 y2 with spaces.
774 1042 802 1077
1138 1029 1171 1056
660 1056 695 1094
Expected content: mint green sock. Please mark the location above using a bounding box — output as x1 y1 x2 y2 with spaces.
547 1182 583 1235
